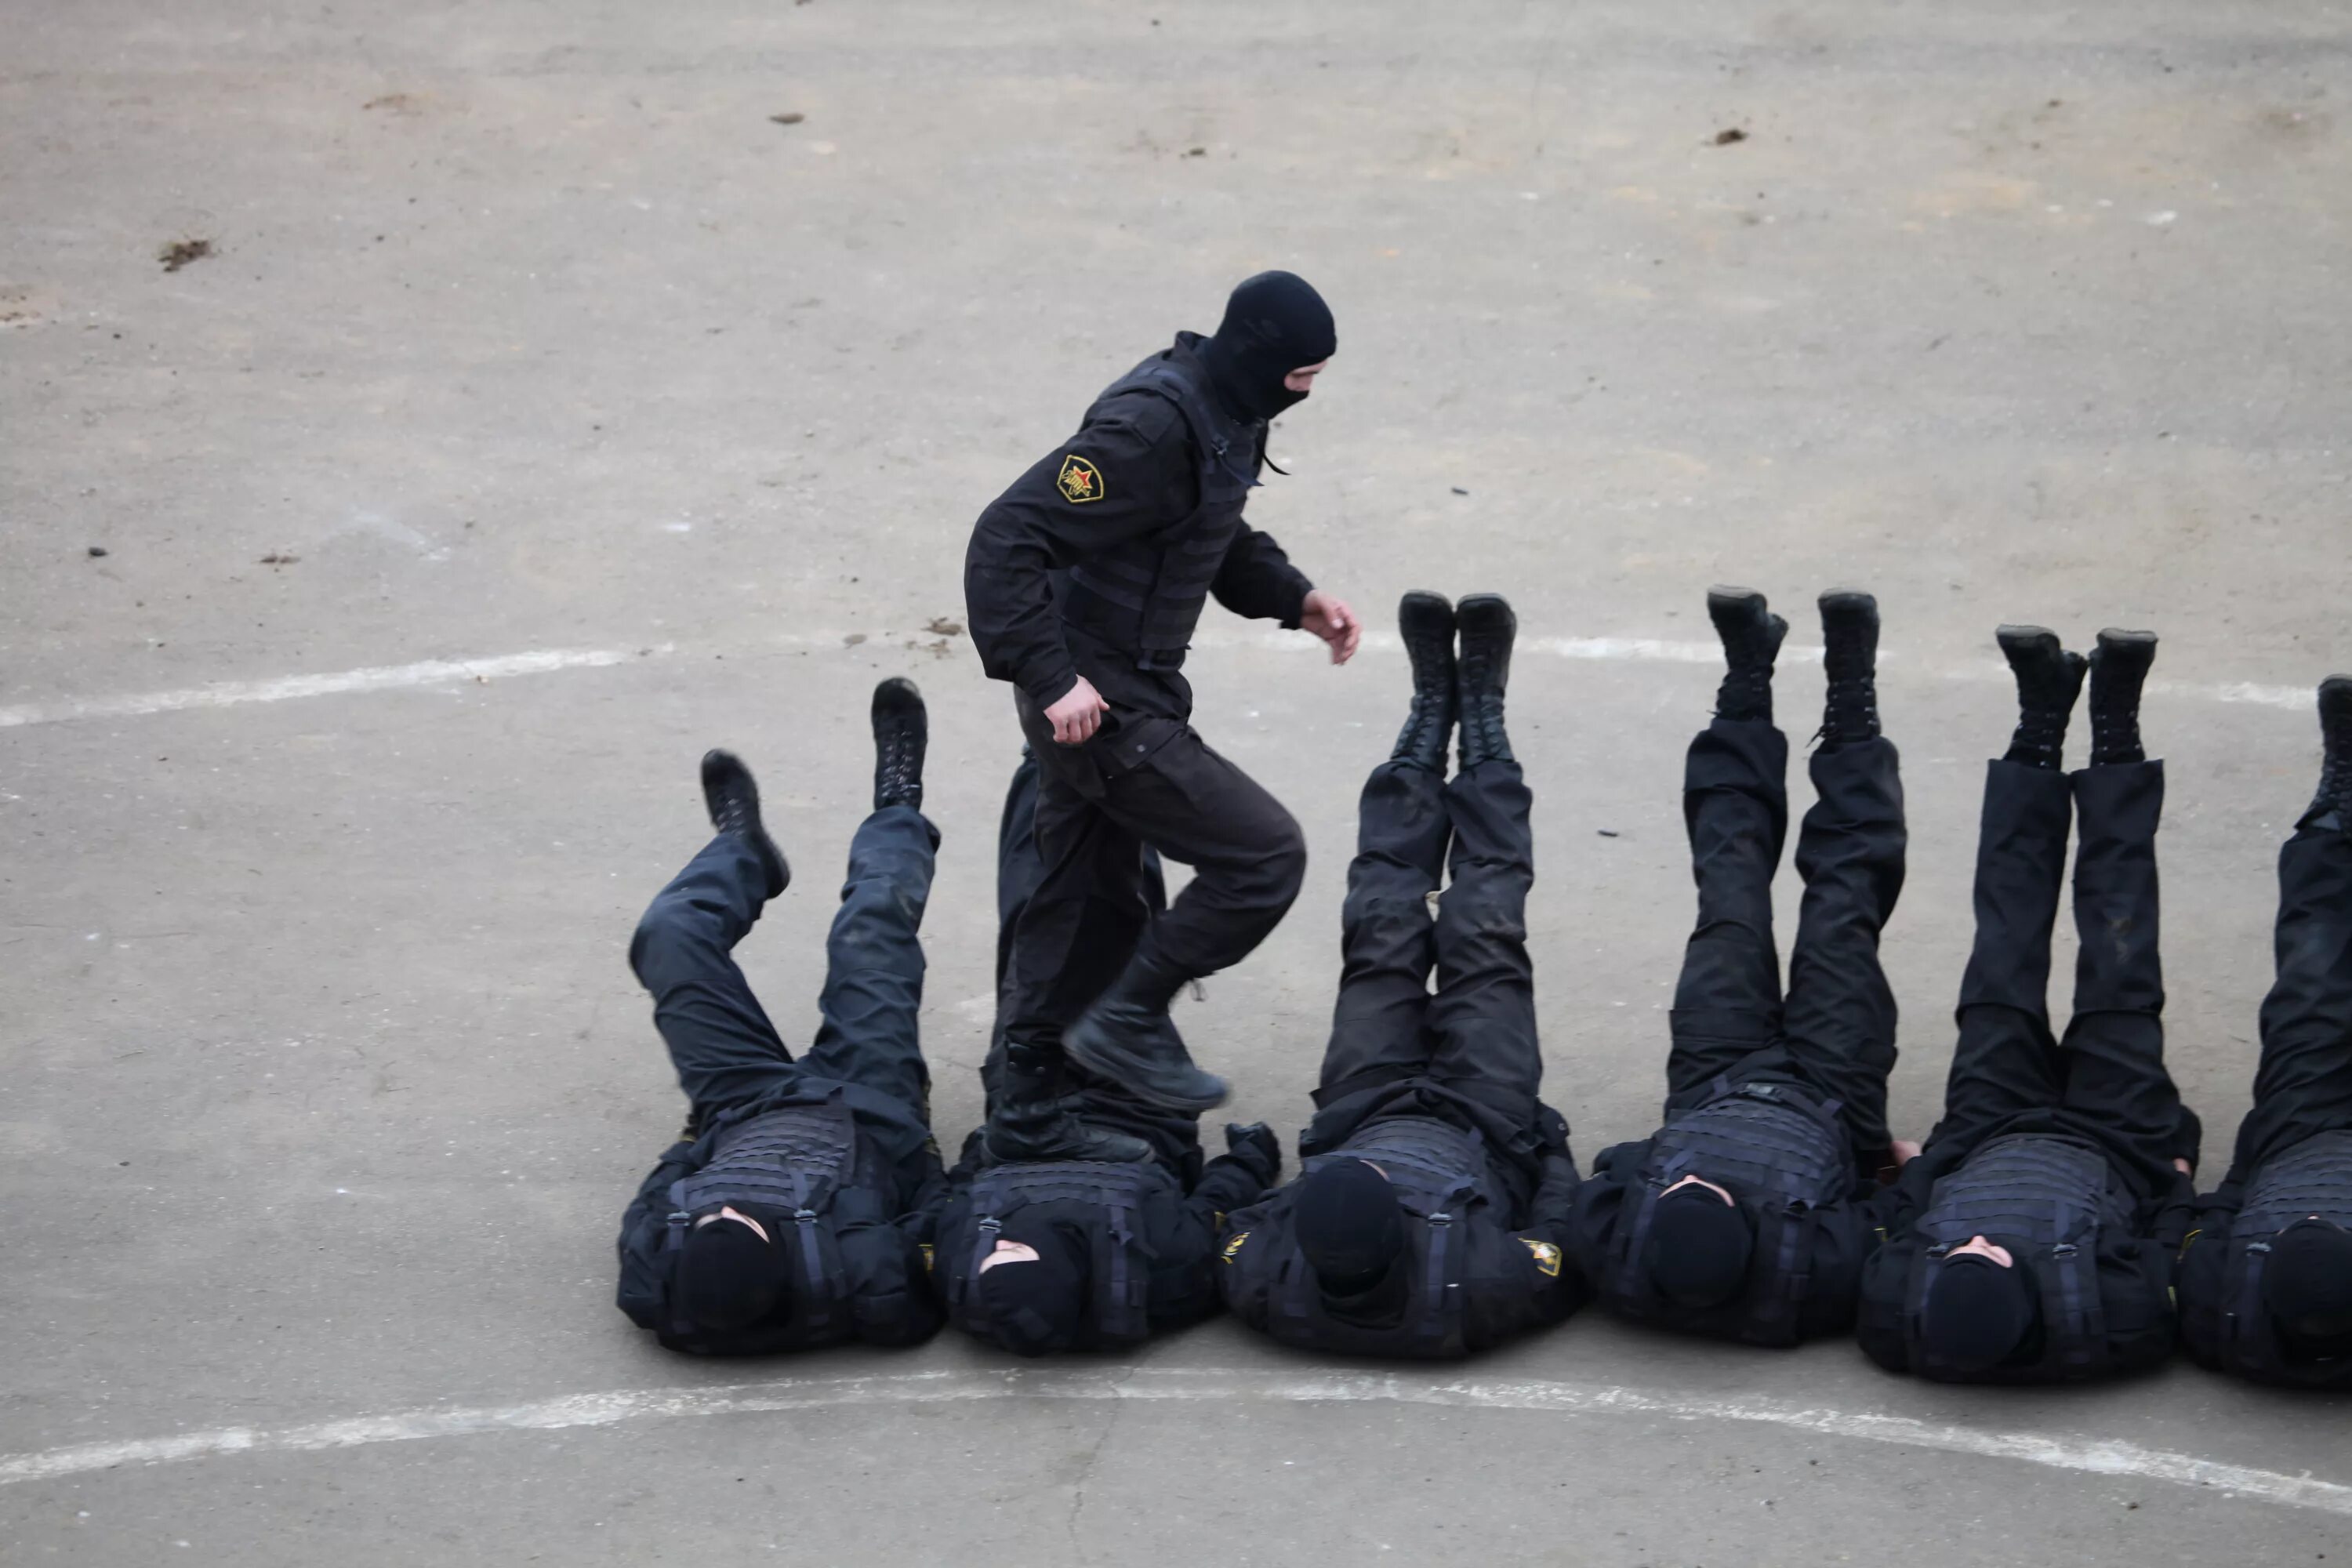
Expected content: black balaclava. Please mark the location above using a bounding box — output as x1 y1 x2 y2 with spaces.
2265 1218 2352 1359
1645 1189 1756 1308
975 1218 1091 1356
1294 1157 1405 1294
1920 1254 2038 1371
677 1211 794 1331
1200 270 1336 423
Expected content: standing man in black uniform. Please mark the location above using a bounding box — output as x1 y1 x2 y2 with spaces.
614 681 948 1356
1218 593 1587 1359
1572 586 1910 1348
964 271 1361 1161
2180 677 2352 1388
935 753 1283 1356
1857 626 2202 1384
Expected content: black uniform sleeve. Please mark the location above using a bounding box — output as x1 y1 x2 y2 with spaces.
1461 1212 1585 1349
615 1141 696 1330
1210 526 1313 628
964 397 1196 709
840 1217 945 1348
1855 1229 1918 1373
1795 1197 1879 1338
2175 1204 2238 1367
2096 1232 2180 1374
1565 1139 1649 1290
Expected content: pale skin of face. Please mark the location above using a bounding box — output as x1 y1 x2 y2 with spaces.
1043 357 1359 746
693 1205 770 1244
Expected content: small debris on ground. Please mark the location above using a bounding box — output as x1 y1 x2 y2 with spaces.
87 545 109 557
158 238 214 272
1596 829 1620 838
925 616 964 637
363 93 420 113
1713 127 1748 145
843 633 867 646
1450 486 1469 496
260 552 299 565
769 111 805 125
1185 147 1207 157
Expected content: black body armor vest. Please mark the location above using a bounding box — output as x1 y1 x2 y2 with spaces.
662 1095 858 1348
1261 1116 1496 1359
1902 1133 2131 1382
946 1160 1157 1350
2202 1128 2352 1387
1058 337 1262 672
1602 1080 1853 1345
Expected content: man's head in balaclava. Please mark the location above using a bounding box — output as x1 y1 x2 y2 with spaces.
1294 1157 1406 1297
677 1206 796 1331
1201 271 1337 423
1645 1181 1756 1308
2265 1218 2352 1362
1920 1251 2038 1371
975 1218 1091 1356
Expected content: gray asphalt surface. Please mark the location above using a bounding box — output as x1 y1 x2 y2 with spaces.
4 3 2350 1563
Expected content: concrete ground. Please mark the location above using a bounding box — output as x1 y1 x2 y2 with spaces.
5 2 2350 1562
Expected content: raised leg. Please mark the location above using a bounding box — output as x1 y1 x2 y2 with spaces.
629 834 798 1116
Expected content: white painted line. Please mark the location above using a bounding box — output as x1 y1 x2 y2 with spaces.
2 1366 2346 1515
0 630 2323 731
0 646 673 729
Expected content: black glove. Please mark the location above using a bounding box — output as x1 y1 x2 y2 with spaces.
1224 1121 1283 1185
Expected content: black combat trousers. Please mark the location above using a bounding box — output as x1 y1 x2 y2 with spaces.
1665 719 1908 1163
2222 820 2352 1182
1004 699 1307 1045
1927 759 2186 1200
1315 757 1541 1118
982 752 1200 1174
629 807 941 1122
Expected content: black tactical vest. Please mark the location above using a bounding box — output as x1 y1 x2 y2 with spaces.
2204 1129 2352 1387
1602 1080 1853 1345
1260 1116 1496 1359
945 1160 1158 1350
1058 336 1262 672
1902 1132 2131 1381
662 1095 857 1347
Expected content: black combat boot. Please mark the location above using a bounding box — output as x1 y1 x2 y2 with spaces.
2303 676 2352 830
1817 589 1882 746
1062 949 1230 1112
2086 629 2156 766
1996 626 2088 770
1708 586 1788 724
1455 593 1518 770
701 749 789 898
985 1041 1152 1163
1392 591 1457 772
872 677 927 811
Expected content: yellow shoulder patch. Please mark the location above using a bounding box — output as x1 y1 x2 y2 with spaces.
1057 452 1105 504
1221 1231 1250 1263
1521 1238 1563 1278
919 1243 935 1275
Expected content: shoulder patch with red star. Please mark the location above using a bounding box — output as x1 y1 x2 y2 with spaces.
1056 452 1105 504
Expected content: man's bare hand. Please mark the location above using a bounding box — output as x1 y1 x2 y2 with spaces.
1301 590 1361 665
1044 676 1110 746
1891 1138 1923 1168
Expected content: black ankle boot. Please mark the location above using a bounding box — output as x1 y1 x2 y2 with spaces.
701 749 789 898
1455 593 1517 770
1996 626 2088 770
1062 952 1229 1112
985 1042 1152 1163
2304 677 2352 829
1392 591 1457 771
1817 589 1881 746
2087 629 2156 765
1708 586 1788 724
872 677 927 811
